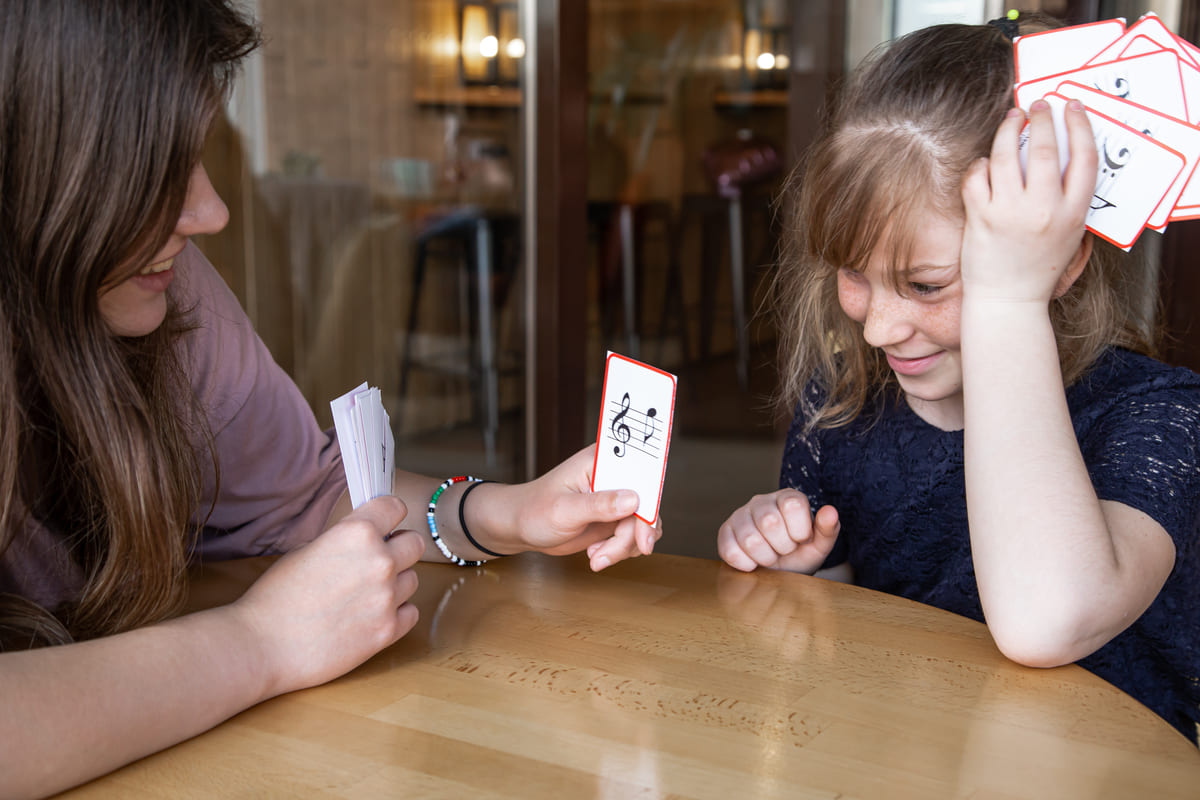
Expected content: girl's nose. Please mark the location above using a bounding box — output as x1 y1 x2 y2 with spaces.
176 164 229 237
861 294 912 349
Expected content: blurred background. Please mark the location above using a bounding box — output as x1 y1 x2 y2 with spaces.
198 0 1200 560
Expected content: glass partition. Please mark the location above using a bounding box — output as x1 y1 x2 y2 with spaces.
585 0 793 559
200 0 530 482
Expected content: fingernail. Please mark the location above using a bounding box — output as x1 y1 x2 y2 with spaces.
1031 99 1049 111
1067 99 1084 111
615 491 638 514
1006 107 1024 119
593 555 612 571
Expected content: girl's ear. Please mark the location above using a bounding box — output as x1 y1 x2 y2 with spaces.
1052 233 1093 298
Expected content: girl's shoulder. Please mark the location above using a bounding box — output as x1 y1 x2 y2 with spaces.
1068 348 1200 475
1069 348 1200 412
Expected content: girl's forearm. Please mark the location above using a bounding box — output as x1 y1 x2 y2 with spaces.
961 299 1120 663
0 605 273 798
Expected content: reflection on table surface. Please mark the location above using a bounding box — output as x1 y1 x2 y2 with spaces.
63 553 1200 799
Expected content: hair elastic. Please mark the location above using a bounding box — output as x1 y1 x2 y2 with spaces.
458 479 508 558
987 9 1020 41
428 476 487 566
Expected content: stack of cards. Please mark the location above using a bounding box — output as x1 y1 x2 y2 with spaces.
331 382 395 509
590 352 677 525
1013 13 1200 249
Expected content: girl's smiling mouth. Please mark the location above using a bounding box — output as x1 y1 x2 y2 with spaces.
886 351 943 375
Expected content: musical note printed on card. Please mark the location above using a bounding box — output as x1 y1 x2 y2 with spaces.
591 352 677 525
1017 93 1186 249
1009 12 1200 245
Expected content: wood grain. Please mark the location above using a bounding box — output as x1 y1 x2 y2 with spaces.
59 553 1200 799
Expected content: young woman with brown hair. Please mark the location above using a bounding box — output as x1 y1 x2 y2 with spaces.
0 2 658 794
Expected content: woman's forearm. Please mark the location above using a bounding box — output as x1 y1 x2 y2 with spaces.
387 470 515 564
0 605 271 798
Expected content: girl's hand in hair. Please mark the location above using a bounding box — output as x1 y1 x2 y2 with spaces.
229 495 423 698
717 490 841 574
960 99 1098 306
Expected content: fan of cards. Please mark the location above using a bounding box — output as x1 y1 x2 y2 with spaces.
1013 12 1200 249
331 381 394 509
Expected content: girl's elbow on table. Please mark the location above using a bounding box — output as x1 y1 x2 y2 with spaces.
984 601 1113 669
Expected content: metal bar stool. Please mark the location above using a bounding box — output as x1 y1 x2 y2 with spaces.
398 206 519 466
700 130 782 388
588 199 677 360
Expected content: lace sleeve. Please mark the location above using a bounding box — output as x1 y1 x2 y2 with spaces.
1078 386 1200 556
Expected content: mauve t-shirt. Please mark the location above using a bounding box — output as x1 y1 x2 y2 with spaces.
0 242 347 611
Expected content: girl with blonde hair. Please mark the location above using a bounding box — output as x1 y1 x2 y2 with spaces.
719 19 1200 743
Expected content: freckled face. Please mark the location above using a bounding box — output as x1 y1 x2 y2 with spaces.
97 164 228 337
836 213 966 430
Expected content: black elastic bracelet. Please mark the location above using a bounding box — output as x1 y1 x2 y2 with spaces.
458 479 509 558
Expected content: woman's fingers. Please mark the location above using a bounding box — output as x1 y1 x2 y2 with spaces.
383 528 426 569
394 565 420 603
352 494 407 534
587 516 639 571
395 602 420 636
639 520 663 555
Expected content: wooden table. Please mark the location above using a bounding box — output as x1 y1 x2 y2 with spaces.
61 553 1200 799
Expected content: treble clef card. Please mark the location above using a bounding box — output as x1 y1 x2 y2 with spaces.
590 351 677 525
1019 92 1186 249
1007 12 1200 247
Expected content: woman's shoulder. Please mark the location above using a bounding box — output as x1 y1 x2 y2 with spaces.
172 242 251 323
170 242 269 430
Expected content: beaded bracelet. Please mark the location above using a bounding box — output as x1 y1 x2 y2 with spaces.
427 476 487 566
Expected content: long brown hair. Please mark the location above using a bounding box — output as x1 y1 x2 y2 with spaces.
774 17 1156 430
0 0 260 646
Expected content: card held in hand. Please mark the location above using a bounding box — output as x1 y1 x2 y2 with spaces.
1010 12 1200 246
590 352 677 526
330 381 395 509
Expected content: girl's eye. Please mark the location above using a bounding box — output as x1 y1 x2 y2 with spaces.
909 282 941 296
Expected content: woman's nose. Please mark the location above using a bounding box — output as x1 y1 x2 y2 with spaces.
176 164 229 237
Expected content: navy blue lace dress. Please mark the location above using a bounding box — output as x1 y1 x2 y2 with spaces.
780 347 1200 743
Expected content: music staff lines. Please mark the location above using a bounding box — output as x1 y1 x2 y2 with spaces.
607 394 661 459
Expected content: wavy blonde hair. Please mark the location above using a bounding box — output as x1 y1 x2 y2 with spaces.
774 19 1156 431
